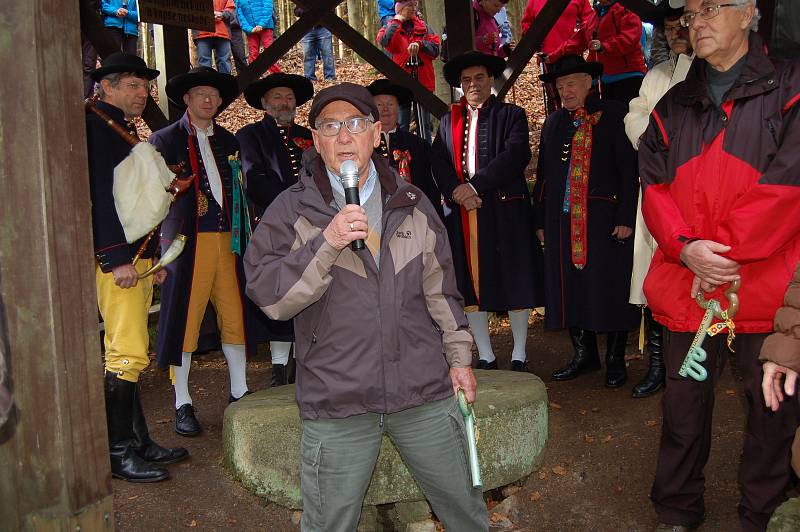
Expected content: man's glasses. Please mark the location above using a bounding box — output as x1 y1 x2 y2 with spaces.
122 81 153 92
680 3 740 28
315 117 373 137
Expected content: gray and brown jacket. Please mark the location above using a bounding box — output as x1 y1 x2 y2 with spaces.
243 150 472 420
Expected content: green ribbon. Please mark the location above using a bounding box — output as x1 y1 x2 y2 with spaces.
228 154 251 256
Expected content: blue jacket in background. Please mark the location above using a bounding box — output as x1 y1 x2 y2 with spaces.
377 0 395 20
237 0 275 33
101 0 139 36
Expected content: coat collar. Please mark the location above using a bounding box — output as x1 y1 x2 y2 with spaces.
178 110 218 136
676 32 777 109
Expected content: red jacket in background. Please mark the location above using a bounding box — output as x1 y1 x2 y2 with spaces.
521 0 592 56
377 16 441 92
196 0 235 40
551 2 645 77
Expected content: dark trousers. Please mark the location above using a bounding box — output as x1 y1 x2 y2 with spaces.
82 33 99 99
229 26 248 72
599 76 643 107
652 331 800 531
108 27 138 56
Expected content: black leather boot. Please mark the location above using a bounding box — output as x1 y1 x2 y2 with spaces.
105 372 169 482
605 331 629 388
632 308 666 398
270 363 288 387
551 328 601 381
175 404 201 437
131 384 189 464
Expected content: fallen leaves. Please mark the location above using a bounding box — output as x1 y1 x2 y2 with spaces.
725 389 736 396
551 465 567 476
602 434 613 443
645 420 658 427
584 434 595 443
549 402 562 410
529 490 542 502
189 520 197 527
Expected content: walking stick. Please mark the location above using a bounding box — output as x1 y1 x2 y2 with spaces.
679 279 740 381
457 388 482 489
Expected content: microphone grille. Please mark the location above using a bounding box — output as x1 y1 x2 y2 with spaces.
339 160 359 188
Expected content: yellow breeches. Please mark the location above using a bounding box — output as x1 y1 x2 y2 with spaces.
182 232 245 353
96 259 154 382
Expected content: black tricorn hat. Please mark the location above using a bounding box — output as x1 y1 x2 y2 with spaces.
90 52 160 82
165 67 240 112
539 54 603 83
366 79 413 106
244 73 315 110
443 51 506 87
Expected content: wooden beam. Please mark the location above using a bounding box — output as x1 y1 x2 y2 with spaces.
495 0 572 100
444 0 476 59
0 0 114 528
153 25 192 122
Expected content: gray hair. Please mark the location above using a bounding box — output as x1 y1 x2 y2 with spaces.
733 0 760 31
96 71 148 99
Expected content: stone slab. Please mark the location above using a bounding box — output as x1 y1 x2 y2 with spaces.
768 497 800 532
223 370 548 509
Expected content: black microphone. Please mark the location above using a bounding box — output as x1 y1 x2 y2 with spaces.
339 160 365 251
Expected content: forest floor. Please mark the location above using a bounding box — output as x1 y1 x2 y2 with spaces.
114 315 756 531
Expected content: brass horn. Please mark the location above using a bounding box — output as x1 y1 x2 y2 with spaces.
138 234 187 279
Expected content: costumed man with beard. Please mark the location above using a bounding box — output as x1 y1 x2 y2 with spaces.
87 52 188 481
237 73 314 386
367 78 444 220
432 51 543 372
149 67 256 437
623 3 693 399
533 54 639 388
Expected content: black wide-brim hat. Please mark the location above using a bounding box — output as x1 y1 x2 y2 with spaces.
90 52 160 82
166 67 240 111
640 0 683 24
443 51 506 87
244 73 315 110
366 79 413 106
539 54 603 83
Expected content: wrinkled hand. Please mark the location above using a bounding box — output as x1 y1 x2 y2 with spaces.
450 367 477 403
762 361 799 412
323 204 368 250
536 229 544 245
252 25 263 33
117 7 127 17
612 225 633 240
680 240 740 297
462 196 482 211
590 39 602 52
152 269 167 286
112 264 139 289
690 275 719 298
408 42 420 56
452 183 477 205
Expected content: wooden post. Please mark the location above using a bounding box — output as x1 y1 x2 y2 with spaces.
0 0 114 528
154 24 192 122
336 4 347 59
444 0 476 59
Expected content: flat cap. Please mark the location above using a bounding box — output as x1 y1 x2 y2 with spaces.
308 83 380 128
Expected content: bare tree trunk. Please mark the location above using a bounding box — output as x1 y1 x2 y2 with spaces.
335 4 347 60
423 0 452 107
346 0 363 62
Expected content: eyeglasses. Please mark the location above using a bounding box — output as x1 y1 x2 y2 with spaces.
679 3 740 28
122 81 152 91
315 117 373 137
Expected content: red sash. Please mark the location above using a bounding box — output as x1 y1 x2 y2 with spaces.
568 107 602 269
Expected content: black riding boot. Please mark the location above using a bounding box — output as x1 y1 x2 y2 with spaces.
605 331 629 388
632 308 665 398
131 384 189 464
105 372 169 482
270 363 288 387
551 328 601 381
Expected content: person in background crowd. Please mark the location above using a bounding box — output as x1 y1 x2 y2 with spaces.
377 0 440 140
243 82 488 531
226 4 249 72
237 73 315 386
623 4 693 399
87 53 189 482
101 0 139 56
237 0 281 73
377 0 396 27
473 0 512 58
193 0 236 75
547 0 647 106
433 51 543 372
534 54 639 388
82 0 102 99
495 6 513 50
295 7 336 81
367 79 444 219
639 0 800 529
149 67 257 438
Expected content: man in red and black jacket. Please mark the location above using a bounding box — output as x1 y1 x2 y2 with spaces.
639 1 800 530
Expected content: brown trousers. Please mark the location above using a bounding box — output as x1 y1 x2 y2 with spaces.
652 331 800 531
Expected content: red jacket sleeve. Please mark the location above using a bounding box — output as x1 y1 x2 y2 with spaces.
548 4 593 62
600 6 642 57
521 0 536 34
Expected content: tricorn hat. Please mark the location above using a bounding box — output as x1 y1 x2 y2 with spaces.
538 54 603 83
165 67 239 112
244 73 315 110
366 79 413 106
90 52 160 82
443 51 506 87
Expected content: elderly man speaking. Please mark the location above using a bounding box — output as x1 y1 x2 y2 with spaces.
640 0 800 530
243 83 488 531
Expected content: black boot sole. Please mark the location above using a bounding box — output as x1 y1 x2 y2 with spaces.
631 381 665 398
175 427 202 437
112 471 170 483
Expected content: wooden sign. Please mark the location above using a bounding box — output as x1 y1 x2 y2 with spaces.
139 0 215 32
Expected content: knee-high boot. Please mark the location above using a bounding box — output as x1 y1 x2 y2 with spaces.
131 384 189 464
605 331 629 388
632 308 665 397
551 328 601 381
105 372 169 482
